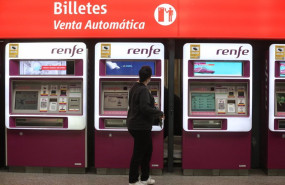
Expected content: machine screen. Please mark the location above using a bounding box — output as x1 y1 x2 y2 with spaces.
276 93 285 112
19 60 74 75
193 61 243 76
105 60 155 75
191 93 215 111
103 92 128 111
280 62 285 77
15 91 38 110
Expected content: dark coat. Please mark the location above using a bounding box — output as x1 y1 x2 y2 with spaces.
127 82 163 130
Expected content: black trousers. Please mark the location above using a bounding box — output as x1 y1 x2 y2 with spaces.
128 129 153 183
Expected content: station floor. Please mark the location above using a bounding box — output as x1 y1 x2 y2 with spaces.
1 169 285 185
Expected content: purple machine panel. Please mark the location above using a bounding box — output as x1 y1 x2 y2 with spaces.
7 129 85 167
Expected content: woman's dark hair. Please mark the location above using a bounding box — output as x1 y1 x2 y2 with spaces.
139 66 152 82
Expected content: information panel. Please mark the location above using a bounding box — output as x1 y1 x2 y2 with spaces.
194 61 243 76
106 61 155 75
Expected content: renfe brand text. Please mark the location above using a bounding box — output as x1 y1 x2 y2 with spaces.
216 46 249 58
51 45 83 57
127 45 160 58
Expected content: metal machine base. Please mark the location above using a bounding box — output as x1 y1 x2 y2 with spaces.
8 166 86 174
183 169 249 176
96 168 162 175
267 169 285 176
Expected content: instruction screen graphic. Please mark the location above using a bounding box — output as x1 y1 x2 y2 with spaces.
194 61 243 76
106 61 155 75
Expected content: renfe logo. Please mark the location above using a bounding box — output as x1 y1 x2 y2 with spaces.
127 45 161 58
51 45 84 57
216 46 249 58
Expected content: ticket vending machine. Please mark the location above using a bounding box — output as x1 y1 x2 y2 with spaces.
5 43 87 171
265 44 285 174
182 43 252 175
94 42 164 174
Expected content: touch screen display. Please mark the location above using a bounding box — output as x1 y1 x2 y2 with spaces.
103 92 128 111
276 93 285 112
15 91 38 110
191 93 215 111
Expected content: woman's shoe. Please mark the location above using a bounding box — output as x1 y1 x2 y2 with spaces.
141 177 155 185
129 181 144 185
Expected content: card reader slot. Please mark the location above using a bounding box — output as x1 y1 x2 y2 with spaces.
15 118 64 128
104 119 127 128
193 120 222 130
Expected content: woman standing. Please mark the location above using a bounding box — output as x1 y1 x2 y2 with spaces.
127 66 164 185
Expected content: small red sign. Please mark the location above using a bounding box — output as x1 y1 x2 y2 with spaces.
42 66 66 70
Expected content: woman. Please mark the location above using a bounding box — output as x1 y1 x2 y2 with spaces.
127 66 164 185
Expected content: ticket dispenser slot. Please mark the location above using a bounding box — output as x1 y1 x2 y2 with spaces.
278 120 285 129
15 118 64 128
193 120 222 130
104 119 127 128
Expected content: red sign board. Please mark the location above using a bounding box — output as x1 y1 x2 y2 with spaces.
0 0 285 39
